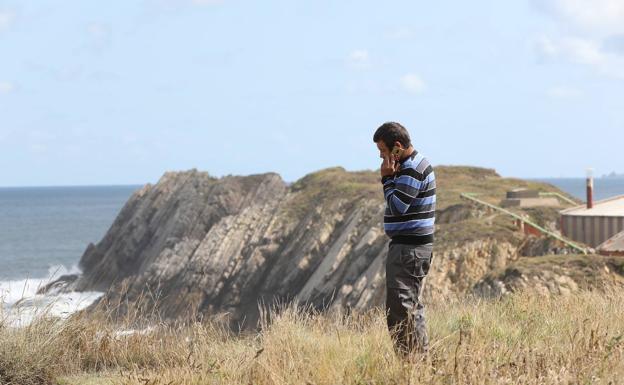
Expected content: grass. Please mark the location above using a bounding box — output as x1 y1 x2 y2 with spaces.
1 288 623 384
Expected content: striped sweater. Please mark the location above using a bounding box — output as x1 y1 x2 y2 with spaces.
380 149 436 245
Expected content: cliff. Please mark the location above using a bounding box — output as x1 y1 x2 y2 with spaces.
48 165 617 331
474 254 624 297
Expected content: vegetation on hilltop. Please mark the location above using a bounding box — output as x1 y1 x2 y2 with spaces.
283 167 380 217
285 165 578 212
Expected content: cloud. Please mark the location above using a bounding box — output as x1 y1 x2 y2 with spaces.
400 73 426 94
537 0 624 35
534 1 624 79
0 81 15 94
0 9 15 31
347 49 371 70
536 36 624 78
536 36 560 57
537 36 602 64
547 85 583 99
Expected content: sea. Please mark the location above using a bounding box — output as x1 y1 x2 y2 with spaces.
534 177 624 202
0 185 141 326
1 178 623 327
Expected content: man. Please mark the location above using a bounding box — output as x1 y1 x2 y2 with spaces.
373 121 435 358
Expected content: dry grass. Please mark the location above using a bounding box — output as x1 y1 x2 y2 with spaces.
1 289 623 385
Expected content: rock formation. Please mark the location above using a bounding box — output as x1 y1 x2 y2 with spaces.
50 165 615 331
474 255 624 297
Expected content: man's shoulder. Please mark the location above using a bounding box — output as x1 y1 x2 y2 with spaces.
399 153 434 179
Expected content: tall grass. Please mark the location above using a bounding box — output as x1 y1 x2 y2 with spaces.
1 288 623 384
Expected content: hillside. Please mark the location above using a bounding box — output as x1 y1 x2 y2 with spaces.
41 165 615 331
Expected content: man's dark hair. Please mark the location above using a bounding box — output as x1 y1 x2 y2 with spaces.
373 121 411 149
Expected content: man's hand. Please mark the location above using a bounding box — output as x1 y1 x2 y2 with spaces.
381 154 399 177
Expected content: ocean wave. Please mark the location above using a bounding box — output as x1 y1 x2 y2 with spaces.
0 264 104 328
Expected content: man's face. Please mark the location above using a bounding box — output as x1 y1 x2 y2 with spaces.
376 141 403 160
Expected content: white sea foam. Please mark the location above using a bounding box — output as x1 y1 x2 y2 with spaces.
0 264 104 328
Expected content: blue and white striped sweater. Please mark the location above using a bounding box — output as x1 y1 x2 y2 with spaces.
381 150 436 245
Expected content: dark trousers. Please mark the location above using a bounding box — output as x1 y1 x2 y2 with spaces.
385 242 433 357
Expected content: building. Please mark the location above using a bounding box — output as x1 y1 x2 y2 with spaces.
597 231 624 256
501 188 559 208
560 194 624 248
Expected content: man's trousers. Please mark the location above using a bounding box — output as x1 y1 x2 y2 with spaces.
385 242 433 357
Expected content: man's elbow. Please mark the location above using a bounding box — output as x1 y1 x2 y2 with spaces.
390 196 411 215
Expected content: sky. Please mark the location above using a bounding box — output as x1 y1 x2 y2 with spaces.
1 0 623 186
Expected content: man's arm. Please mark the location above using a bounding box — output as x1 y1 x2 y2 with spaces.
381 168 423 215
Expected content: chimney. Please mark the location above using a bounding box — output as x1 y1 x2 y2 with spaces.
586 168 594 209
